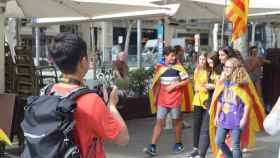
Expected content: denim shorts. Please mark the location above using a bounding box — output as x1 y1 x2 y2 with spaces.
156 106 181 120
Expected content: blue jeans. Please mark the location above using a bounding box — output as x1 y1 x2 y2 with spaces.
215 127 242 158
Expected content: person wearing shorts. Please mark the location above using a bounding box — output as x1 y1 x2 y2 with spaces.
157 106 181 120
145 46 191 156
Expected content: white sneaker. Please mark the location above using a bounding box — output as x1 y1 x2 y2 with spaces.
242 148 249 153
183 121 191 128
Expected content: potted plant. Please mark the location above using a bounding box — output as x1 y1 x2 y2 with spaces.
118 68 154 120
128 68 153 96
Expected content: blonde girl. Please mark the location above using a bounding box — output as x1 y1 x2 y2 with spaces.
214 58 250 158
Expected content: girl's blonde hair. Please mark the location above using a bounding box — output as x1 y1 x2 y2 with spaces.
226 57 248 84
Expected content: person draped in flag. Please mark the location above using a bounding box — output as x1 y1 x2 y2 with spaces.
213 57 250 158
219 46 265 146
186 52 211 157
145 46 193 156
210 54 266 158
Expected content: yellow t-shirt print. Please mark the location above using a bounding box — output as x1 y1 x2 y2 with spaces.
223 103 230 114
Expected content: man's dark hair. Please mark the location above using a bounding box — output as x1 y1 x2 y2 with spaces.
163 46 176 56
174 45 182 55
49 33 87 74
248 46 258 56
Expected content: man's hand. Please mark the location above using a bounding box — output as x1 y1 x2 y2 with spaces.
108 86 119 106
166 84 177 93
179 72 189 80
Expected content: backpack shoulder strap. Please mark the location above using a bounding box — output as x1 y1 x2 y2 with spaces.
86 138 98 158
40 84 55 96
66 87 100 157
66 87 97 100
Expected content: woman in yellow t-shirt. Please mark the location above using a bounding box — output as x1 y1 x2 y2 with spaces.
196 52 221 158
187 52 210 157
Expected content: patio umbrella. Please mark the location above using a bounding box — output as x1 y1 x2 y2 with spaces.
249 11 280 21
158 0 279 20
8 0 164 18
191 0 280 9
32 4 180 25
0 0 166 92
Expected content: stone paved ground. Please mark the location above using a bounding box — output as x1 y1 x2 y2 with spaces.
4 114 279 158
105 115 279 158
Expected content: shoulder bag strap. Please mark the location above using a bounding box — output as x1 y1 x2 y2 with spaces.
86 138 98 158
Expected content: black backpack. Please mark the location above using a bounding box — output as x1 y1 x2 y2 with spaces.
21 85 97 158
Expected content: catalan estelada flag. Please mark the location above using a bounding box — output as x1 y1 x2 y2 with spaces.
225 0 249 41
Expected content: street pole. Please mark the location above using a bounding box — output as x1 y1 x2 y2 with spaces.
90 24 97 79
137 19 142 68
251 22 257 46
35 26 40 66
6 18 17 63
0 1 5 93
221 0 228 47
164 0 172 46
101 22 106 63
124 20 134 55
16 18 20 46
221 16 225 47
213 23 219 52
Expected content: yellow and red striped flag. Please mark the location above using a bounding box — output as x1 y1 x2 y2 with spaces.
225 0 249 42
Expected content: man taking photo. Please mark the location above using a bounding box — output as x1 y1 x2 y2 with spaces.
48 33 129 158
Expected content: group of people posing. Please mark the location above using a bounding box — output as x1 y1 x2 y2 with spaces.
18 32 268 158
146 46 266 158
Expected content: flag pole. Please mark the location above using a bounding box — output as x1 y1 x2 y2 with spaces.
221 0 228 47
